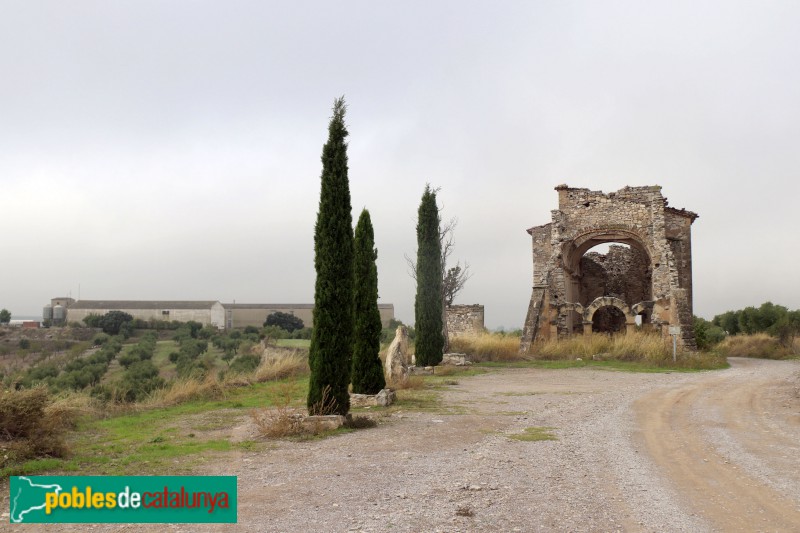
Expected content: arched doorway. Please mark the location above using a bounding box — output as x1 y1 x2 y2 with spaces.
591 305 627 333
560 230 653 336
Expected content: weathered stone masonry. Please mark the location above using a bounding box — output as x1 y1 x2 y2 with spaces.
520 185 698 352
446 305 485 337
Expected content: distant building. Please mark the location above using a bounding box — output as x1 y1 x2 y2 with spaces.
8 320 40 329
65 300 226 329
224 303 395 330
50 298 395 330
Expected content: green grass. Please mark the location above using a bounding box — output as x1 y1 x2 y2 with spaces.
275 339 311 348
3 376 308 478
508 426 557 442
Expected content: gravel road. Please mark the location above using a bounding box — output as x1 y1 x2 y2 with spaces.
9 357 800 532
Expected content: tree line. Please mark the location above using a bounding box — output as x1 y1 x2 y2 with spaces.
712 302 800 344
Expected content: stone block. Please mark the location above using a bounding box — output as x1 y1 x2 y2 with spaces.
301 415 345 432
441 353 472 366
350 388 396 408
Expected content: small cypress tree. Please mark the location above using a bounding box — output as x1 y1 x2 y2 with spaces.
308 97 354 415
351 209 386 394
414 185 445 366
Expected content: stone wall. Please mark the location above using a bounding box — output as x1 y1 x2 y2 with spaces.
446 305 485 336
521 185 698 351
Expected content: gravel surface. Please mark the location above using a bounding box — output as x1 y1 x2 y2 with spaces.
6 357 800 532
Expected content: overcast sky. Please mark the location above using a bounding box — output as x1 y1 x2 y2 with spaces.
2 1 799 328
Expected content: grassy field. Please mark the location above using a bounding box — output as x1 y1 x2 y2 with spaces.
3 376 308 478
2 359 460 478
275 339 311 349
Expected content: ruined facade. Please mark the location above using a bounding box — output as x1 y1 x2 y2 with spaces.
446 305 485 337
520 185 698 352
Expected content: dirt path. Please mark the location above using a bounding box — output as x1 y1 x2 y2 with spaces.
10 358 800 532
636 357 800 532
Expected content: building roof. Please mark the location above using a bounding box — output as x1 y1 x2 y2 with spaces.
223 303 394 309
69 300 221 310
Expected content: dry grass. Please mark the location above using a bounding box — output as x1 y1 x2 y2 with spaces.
250 383 307 438
387 375 425 390
0 387 72 464
531 331 725 369
534 331 670 361
144 349 308 408
252 349 308 382
146 373 226 407
449 332 525 362
716 333 799 359
252 383 347 438
46 390 102 422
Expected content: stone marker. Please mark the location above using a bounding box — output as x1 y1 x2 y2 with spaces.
441 353 471 366
384 325 409 382
350 388 397 408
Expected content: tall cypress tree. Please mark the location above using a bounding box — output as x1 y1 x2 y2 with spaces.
308 97 354 415
351 209 386 394
414 185 445 366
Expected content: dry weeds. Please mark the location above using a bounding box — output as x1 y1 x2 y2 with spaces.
532 331 726 369
449 332 525 362
387 375 425 390
716 333 799 359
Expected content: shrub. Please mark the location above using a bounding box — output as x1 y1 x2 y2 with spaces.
262 325 291 340
230 353 262 373
120 360 164 402
92 333 110 346
97 311 134 335
19 363 59 388
83 314 103 328
290 327 313 340
197 326 218 339
264 312 304 333
0 387 69 463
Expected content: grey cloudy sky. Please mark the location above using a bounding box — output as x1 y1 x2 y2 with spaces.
2 1 799 328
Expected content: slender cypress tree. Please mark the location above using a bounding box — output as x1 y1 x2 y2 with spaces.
308 97 353 415
414 185 445 366
351 209 386 394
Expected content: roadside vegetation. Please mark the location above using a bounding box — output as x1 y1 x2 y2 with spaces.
709 302 800 360
451 329 727 370
2 299 798 478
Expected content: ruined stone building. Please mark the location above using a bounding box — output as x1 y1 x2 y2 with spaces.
520 185 698 352
446 304 485 337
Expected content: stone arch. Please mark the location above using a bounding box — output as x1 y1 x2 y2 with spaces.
557 302 585 315
562 226 655 275
631 301 655 317
584 296 634 322
583 296 636 335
